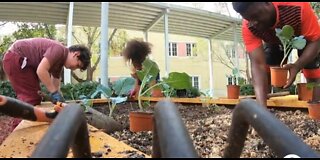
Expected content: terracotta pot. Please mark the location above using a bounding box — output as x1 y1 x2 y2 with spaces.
129 111 153 132
227 85 240 99
270 67 288 88
151 88 163 97
297 83 313 101
307 102 320 120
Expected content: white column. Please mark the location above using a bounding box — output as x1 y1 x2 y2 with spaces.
144 31 148 42
164 9 170 77
233 23 240 84
100 2 109 87
64 2 74 85
208 38 214 96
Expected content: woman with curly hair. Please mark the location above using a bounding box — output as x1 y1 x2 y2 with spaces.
122 39 162 98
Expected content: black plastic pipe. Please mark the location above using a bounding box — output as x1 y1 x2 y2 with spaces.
31 103 91 158
152 99 198 158
223 99 320 158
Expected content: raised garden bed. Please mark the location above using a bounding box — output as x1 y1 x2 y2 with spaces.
93 102 320 158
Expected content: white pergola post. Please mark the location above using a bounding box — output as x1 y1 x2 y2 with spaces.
64 2 74 85
164 8 170 77
233 23 240 84
100 2 109 87
144 32 148 42
208 38 214 96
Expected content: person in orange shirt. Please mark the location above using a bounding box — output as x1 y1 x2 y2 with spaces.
232 2 320 107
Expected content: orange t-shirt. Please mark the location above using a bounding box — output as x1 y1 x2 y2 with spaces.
242 2 320 53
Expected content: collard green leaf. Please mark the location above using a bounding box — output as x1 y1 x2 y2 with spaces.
281 25 294 39
163 72 192 90
90 84 112 98
110 97 127 104
136 58 160 82
112 77 135 96
292 36 307 50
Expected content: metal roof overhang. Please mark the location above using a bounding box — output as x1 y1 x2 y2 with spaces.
0 2 242 42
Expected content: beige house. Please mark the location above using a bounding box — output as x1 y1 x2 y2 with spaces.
81 29 248 98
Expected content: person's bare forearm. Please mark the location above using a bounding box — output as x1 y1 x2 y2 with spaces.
37 68 56 93
251 63 269 107
51 77 61 92
294 40 320 69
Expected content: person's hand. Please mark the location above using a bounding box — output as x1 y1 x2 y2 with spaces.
129 89 136 98
129 85 140 98
131 72 138 79
50 91 65 104
282 63 300 89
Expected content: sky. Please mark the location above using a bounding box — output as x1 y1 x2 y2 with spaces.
0 22 18 36
0 2 240 36
162 2 240 18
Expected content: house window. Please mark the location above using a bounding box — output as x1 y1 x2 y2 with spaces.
186 43 192 56
186 43 197 56
225 45 236 58
231 49 236 58
191 76 199 89
169 42 177 56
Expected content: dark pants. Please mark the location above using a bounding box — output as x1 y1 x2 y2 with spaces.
2 51 42 106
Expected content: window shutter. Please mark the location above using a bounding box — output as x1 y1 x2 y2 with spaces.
177 42 187 57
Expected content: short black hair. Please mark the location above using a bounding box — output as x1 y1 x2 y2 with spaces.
68 45 91 71
232 2 255 14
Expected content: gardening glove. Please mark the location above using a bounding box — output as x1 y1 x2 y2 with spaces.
50 90 65 105
53 102 67 113
282 63 300 89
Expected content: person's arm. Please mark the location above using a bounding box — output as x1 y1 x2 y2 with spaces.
129 72 141 98
51 76 61 92
295 40 320 69
37 57 57 93
283 39 320 88
249 46 269 107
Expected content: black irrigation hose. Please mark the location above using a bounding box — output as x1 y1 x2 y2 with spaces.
223 99 320 158
31 103 91 158
152 99 199 158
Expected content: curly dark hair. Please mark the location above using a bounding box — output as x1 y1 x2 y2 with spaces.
122 39 152 68
68 44 91 71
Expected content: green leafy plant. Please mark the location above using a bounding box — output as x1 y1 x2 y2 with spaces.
306 82 320 90
136 58 193 111
83 77 135 117
0 81 16 98
226 68 239 85
60 81 100 101
200 89 213 108
240 84 255 96
275 25 307 67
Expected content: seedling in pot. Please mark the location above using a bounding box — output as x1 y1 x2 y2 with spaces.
275 25 307 67
136 58 193 112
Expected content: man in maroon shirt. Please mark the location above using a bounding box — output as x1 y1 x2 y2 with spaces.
2 38 91 106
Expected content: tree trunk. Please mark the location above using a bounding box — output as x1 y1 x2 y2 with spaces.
85 107 123 134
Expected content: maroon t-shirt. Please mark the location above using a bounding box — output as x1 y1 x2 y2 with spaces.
8 38 68 78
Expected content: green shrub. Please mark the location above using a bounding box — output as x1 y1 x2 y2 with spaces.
273 84 296 95
186 87 201 98
240 84 255 96
60 81 100 100
240 83 297 96
0 81 16 98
